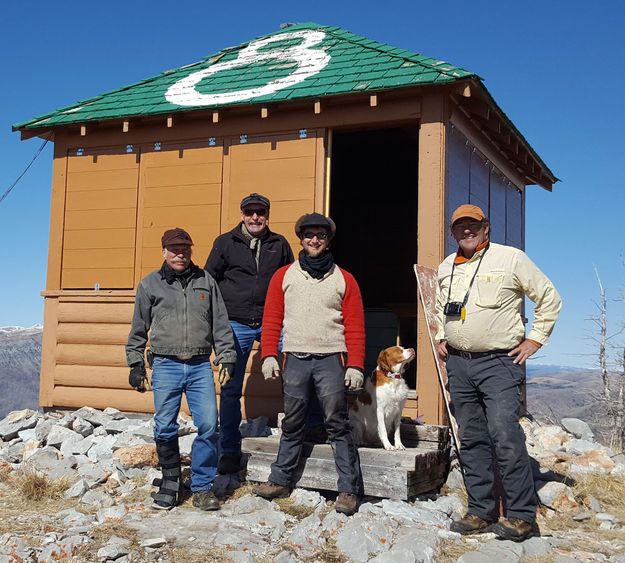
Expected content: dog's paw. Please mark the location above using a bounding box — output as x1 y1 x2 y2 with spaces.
383 444 396 451
394 443 406 451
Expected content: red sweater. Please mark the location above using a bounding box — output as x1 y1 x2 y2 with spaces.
261 261 365 370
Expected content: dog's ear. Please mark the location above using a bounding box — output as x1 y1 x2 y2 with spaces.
377 348 392 372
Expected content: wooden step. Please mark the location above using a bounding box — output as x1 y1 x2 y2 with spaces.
242 424 450 500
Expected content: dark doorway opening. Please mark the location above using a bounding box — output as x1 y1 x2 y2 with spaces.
330 126 418 386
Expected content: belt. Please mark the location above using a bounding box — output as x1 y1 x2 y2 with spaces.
154 353 210 361
447 346 509 360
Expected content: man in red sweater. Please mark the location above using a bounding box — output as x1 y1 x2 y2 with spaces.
253 213 365 516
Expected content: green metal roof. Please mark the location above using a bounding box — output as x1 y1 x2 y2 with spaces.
13 23 476 131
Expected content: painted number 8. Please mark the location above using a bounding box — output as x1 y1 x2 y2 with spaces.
166 29 331 107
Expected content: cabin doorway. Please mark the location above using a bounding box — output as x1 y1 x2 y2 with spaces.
329 126 418 386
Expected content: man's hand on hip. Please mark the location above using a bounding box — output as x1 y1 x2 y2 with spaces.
261 357 281 380
129 365 149 392
218 363 235 386
435 340 448 362
344 367 363 389
508 339 539 365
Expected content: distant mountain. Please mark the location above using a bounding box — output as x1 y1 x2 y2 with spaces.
525 363 603 428
0 325 42 418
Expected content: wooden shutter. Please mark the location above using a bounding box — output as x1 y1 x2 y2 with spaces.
136 141 224 281
62 148 140 289
222 131 322 251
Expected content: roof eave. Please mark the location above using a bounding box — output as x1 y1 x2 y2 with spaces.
450 79 558 191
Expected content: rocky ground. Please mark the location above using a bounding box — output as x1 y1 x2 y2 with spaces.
0 408 624 562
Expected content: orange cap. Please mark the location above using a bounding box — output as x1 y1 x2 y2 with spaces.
451 204 486 225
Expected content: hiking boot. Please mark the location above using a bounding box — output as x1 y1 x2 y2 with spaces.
252 481 291 499
492 518 534 542
335 493 358 516
218 451 242 474
450 513 497 535
192 489 220 511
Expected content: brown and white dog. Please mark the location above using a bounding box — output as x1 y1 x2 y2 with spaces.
349 346 415 450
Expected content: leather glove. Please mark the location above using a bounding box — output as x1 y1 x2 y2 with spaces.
218 363 235 386
345 367 364 390
261 357 281 381
129 365 149 393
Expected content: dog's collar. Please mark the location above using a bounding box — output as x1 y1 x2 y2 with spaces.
381 370 402 379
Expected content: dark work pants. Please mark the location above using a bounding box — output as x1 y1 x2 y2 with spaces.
269 353 362 494
446 352 536 523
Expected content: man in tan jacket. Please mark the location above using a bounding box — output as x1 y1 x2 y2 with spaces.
435 204 561 542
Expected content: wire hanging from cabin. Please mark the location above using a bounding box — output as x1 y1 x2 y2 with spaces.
0 136 51 205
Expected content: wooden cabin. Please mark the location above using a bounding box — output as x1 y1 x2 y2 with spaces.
14 23 556 425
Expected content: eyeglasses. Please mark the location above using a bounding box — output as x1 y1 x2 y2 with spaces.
242 207 267 217
302 231 328 240
451 221 484 233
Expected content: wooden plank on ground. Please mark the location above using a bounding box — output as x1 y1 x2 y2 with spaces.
242 434 450 500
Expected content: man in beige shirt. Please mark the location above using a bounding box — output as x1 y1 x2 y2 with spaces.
435 204 561 542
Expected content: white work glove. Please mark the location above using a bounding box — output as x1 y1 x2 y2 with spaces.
218 363 235 386
345 367 363 390
262 357 281 380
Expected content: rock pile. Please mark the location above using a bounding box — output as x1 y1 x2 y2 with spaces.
0 407 624 562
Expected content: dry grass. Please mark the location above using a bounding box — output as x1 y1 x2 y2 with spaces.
89 521 139 544
0 472 80 536
164 545 233 562
228 482 255 501
435 537 477 562
572 472 625 520
0 462 12 482
14 470 73 502
273 495 318 520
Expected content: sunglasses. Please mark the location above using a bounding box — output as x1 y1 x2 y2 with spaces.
302 231 328 240
451 220 484 233
242 207 267 217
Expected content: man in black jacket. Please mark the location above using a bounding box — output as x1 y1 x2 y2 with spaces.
205 193 294 473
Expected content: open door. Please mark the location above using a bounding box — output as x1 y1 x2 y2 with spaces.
329 126 418 384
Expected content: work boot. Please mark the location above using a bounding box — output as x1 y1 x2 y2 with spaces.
492 518 534 542
450 513 497 535
218 451 242 474
335 493 358 516
192 489 220 511
252 481 291 499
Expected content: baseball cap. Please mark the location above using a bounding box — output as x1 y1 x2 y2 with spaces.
240 193 270 210
451 204 486 225
161 228 194 248
294 213 337 240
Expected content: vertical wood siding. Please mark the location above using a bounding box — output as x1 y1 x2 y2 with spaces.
445 126 525 254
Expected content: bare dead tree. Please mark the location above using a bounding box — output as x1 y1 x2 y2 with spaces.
587 267 625 451
591 268 610 401
618 346 625 451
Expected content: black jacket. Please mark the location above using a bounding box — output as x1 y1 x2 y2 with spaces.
204 224 294 326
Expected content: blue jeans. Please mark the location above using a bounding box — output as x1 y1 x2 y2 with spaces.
220 321 263 453
220 321 325 453
151 355 218 491
447 352 536 522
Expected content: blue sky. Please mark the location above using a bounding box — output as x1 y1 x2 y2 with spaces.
1 0 624 368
